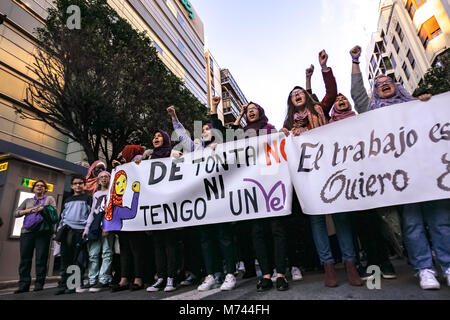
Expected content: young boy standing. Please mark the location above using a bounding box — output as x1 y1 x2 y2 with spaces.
55 175 92 295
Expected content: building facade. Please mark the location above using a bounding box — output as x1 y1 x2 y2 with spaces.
205 49 224 122
220 68 248 127
366 0 450 93
0 0 208 281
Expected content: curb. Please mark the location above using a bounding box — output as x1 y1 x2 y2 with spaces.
0 276 60 290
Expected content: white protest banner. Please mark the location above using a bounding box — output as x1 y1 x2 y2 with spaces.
285 92 450 215
103 132 293 231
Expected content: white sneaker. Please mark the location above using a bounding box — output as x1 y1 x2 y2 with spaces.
220 274 236 291
271 270 277 283
197 275 216 291
237 261 245 272
146 278 165 292
291 266 303 281
418 269 440 290
164 277 176 292
445 268 450 287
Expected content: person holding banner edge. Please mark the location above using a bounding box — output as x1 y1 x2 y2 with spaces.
167 105 238 292
350 45 450 290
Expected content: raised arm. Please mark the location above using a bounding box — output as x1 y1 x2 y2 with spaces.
233 104 248 128
318 50 337 116
210 96 227 138
167 106 202 153
306 64 314 92
350 45 370 114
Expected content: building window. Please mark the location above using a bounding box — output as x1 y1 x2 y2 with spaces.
381 30 388 45
406 0 427 19
383 56 393 70
153 41 163 54
402 62 410 80
210 58 214 72
419 16 442 48
177 39 185 54
392 36 400 53
370 55 377 71
177 11 185 27
395 23 405 42
390 53 397 69
407 49 416 69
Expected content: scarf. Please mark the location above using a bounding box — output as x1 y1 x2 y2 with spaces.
292 105 328 135
329 94 356 123
369 81 416 111
85 160 106 195
121 145 144 163
152 130 172 159
105 170 126 221
33 195 47 207
243 103 276 135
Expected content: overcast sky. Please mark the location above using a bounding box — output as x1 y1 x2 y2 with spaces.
193 0 380 128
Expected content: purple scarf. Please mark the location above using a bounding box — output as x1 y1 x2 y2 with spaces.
152 129 172 159
33 195 47 206
369 80 416 111
244 103 276 135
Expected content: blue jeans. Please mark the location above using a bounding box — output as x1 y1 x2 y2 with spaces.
310 213 356 264
401 199 450 273
88 234 114 285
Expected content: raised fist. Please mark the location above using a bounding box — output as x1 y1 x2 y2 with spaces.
319 50 328 67
306 64 315 77
212 96 221 106
350 46 362 59
167 106 176 118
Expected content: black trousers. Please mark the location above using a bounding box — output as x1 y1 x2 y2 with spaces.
18 231 51 288
234 221 256 273
199 223 236 275
153 230 178 279
252 218 287 276
179 227 204 279
59 228 85 288
352 210 391 266
118 231 146 279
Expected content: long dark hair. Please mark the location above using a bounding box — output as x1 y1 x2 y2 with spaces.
284 86 321 130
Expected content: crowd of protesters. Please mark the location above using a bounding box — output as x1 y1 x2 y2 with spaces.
14 46 450 295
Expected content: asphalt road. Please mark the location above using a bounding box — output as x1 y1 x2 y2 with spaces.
0 259 449 301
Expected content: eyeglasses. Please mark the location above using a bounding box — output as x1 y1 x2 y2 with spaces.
290 89 305 97
34 184 46 188
375 78 394 89
72 182 85 186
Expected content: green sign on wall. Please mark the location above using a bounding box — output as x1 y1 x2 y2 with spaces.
179 0 195 19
